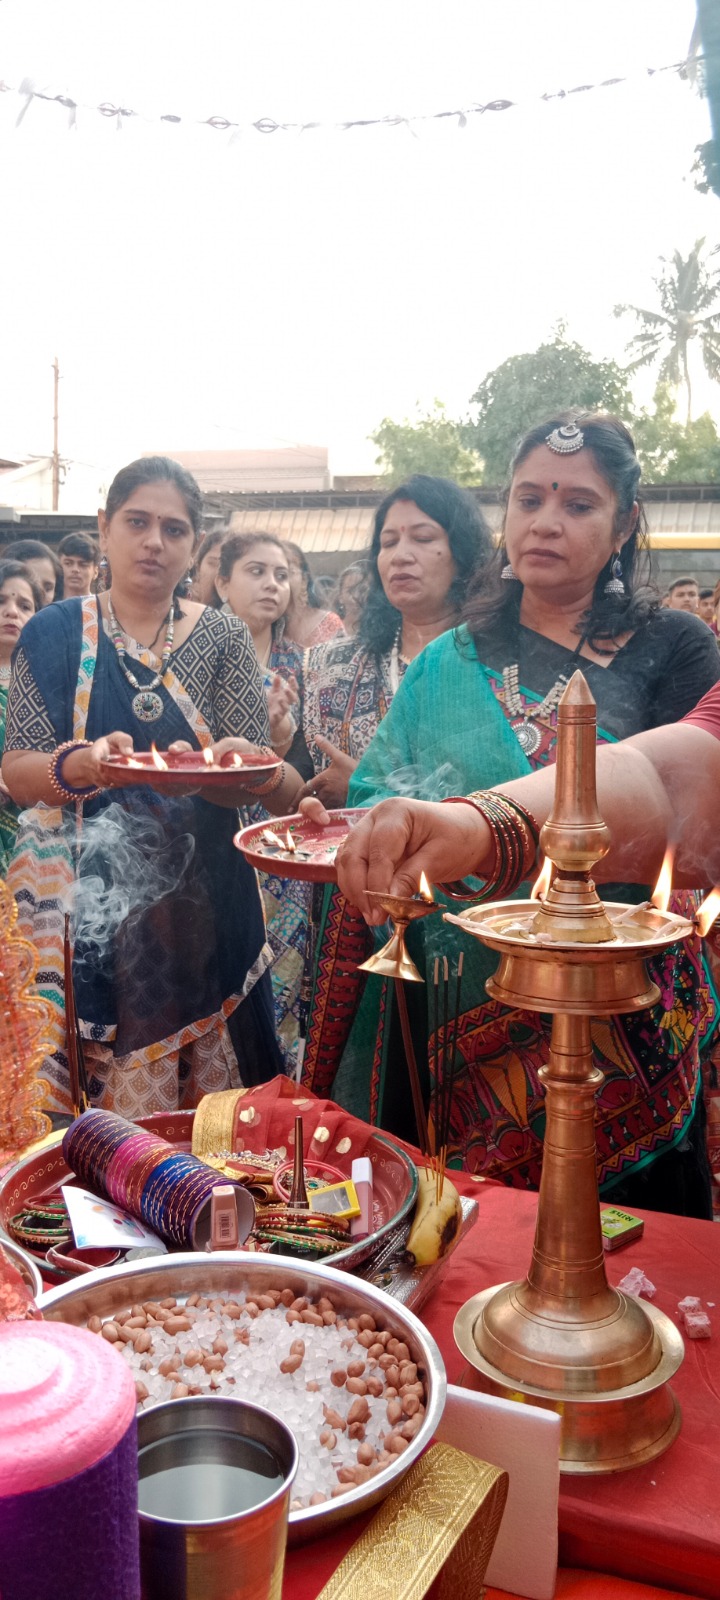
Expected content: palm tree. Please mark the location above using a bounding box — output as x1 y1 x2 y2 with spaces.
615 240 720 423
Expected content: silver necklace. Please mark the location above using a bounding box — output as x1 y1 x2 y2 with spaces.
0 664 11 685
502 662 573 756
107 596 175 723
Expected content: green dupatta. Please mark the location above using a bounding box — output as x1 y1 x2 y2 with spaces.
304 627 531 1125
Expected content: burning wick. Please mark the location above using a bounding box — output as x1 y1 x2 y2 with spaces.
650 845 674 914
150 744 169 772
531 857 552 902
125 757 143 769
417 871 435 903
696 886 720 938
230 751 244 768
284 831 297 853
202 747 215 766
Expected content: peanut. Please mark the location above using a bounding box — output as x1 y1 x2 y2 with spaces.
279 1354 303 1374
330 1369 347 1388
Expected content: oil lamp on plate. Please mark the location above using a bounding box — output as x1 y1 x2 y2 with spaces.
448 671 698 1474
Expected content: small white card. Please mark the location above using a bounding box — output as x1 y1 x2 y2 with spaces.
62 1185 163 1250
435 1383 560 1600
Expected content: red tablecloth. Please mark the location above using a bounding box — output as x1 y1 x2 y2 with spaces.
283 1178 720 1600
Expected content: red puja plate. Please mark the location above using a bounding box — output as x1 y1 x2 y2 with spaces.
235 807 366 883
0 1109 416 1279
100 748 281 792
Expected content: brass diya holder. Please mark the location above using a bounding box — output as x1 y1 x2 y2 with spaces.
359 889 439 1156
449 672 689 1474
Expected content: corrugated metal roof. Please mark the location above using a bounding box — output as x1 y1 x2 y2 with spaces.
224 498 720 554
226 505 380 553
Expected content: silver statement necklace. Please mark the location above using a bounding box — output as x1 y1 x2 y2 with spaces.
107 596 175 723
502 664 574 756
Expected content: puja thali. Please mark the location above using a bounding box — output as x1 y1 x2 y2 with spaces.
0 1109 417 1282
100 747 281 793
235 807 366 883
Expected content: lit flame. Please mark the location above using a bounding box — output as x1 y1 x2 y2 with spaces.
150 744 169 772
125 757 143 769
696 887 720 938
284 831 297 853
418 870 435 903
650 845 674 914
202 747 215 766
530 856 552 901
230 751 244 768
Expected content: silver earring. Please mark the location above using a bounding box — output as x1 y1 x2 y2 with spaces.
99 554 109 573
501 562 517 581
604 553 625 596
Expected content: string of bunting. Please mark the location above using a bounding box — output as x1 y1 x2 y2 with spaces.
0 50 705 138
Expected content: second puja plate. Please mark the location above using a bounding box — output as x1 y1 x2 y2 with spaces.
235 807 366 883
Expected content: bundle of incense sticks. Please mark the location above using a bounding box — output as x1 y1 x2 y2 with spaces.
430 954 463 1201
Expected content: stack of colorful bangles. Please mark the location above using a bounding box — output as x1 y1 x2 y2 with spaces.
440 789 540 901
8 1198 72 1254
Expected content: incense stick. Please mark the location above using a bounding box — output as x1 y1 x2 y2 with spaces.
394 977 430 1160
64 913 90 1116
432 953 463 1201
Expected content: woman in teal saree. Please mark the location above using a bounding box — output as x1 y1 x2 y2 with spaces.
305 415 719 1216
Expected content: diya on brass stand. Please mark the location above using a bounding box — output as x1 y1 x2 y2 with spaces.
449 672 692 1474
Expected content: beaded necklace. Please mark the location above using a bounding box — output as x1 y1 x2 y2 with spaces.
106 595 175 723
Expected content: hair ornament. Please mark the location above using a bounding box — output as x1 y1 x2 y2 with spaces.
545 422 584 455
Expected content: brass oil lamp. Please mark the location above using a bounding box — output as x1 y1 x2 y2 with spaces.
449 672 690 1473
358 874 439 983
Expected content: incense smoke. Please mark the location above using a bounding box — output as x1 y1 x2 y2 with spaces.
66 802 195 971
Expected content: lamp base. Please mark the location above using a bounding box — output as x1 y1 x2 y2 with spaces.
455 1283 684 1474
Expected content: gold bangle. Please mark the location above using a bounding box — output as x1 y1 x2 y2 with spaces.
48 740 102 804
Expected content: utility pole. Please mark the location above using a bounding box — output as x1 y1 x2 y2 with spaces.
51 357 60 510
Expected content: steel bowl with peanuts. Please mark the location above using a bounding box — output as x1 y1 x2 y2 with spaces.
39 1252 446 1543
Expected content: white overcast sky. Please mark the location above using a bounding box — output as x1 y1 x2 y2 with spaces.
0 0 715 496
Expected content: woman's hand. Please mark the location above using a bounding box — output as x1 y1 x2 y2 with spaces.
266 673 299 753
298 736 358 808
335 797 493 922
63 730 134 791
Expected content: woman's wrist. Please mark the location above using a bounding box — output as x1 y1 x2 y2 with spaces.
48 741 102 804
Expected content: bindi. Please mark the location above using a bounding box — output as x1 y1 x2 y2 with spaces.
551 482 559 492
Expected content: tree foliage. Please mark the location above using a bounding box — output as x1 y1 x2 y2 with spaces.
370 401 483 484
615 240 720 424
633 383 720 482
466 332 632 483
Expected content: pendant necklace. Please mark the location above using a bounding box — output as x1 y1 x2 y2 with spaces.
107 596 174 723
502 636 587 758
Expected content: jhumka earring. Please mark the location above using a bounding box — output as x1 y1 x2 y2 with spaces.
98 554 109 573
501 561 517 581
604 553 625 596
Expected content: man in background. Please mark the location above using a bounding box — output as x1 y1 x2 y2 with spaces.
665 576 700 613
698 587 715 626
56 531 99 598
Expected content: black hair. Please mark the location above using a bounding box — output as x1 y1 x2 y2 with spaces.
104 456 203 535
357 474 493 658
668 576 699 592
699 587 714 600
0 559 44 614
57 531 99 562
281 541 322 609
2 539 62 602
462 411 657 653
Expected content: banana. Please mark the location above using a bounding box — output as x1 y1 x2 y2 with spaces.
404 1169 462 1267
